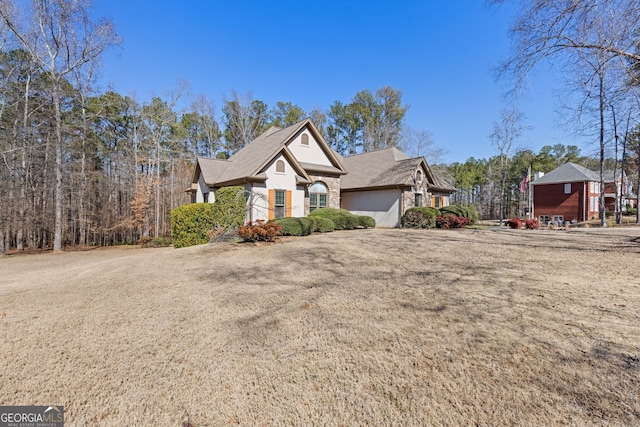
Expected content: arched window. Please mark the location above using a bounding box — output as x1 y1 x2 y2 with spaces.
301 134 309 145
415 170 423 184
276 159 285 173
310 181 328 212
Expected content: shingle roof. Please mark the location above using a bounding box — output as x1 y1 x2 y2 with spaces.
532 162 600 184
340 146 451 191
195 119 345 186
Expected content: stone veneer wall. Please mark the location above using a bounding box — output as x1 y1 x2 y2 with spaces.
306 175 341 215
402 180 432 217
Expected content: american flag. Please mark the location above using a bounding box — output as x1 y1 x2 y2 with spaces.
519 172 530 193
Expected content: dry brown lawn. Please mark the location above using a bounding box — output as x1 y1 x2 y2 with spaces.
1 228 640 426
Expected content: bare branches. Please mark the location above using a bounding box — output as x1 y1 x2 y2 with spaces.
497 0 640 92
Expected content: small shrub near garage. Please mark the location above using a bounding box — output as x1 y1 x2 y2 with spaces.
402 207 438 228
309 208 374 230
357 215 376 228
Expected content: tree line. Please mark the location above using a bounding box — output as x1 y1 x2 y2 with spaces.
3 0 640 254
0 1 418 253
440 142 638 221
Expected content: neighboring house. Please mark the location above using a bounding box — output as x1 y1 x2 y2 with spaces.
532 162 636 224
187 119 455 227
603 170 637 212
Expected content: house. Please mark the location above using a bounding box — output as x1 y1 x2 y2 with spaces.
603 169 637 212
187 119 455 227
187 119 346 223
532 162 635 225
339 147 455 227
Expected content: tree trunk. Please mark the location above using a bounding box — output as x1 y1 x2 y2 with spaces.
53 83 64 251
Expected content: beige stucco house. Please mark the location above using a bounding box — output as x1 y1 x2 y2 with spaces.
187 119 455 227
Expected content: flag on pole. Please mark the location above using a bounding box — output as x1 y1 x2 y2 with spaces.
519 170 530 192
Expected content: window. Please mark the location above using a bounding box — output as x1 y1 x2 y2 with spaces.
539 215 549 224
301 134 309 145
415 170 423 184
414 193 422 207
432 195 441 208
203 192 209 203
564 183 571 194
274 190 286 218
310 181 328 212
553 215 564 226
191 193 196 204
275 159 285 173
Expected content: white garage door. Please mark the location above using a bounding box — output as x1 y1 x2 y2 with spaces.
341 189 402 227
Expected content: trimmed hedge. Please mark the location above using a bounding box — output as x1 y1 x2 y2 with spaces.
272 217 315 236
402 207 438 228
170 203 218 248
357 215 376 228
309 208 375 230
211 187 247 229
170 186 246 248
310 216 335 233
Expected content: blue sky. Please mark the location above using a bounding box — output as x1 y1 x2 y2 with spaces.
92 1 581 163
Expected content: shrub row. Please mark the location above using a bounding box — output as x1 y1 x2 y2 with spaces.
308 208 375 230
170 186 246 248
402 204 477 229
271 216 336 236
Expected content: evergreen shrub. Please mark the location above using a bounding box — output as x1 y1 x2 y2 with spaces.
310 217 335 233
170 186 246 248
309 208 374 230
402 207 438 228
271 217 315 236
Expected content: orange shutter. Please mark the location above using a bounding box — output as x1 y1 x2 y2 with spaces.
268 189 275 220
286 190 292 217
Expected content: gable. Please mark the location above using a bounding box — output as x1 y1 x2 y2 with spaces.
258 146 311 187
286 128 333 167
284 121 347 175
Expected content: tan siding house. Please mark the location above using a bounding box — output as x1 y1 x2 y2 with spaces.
187 119 455 227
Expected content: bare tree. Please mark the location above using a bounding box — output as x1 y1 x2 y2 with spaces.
222 90 268 153
494 0 640 91
0 0 119 251
489 108 529 225
400 127 446 162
